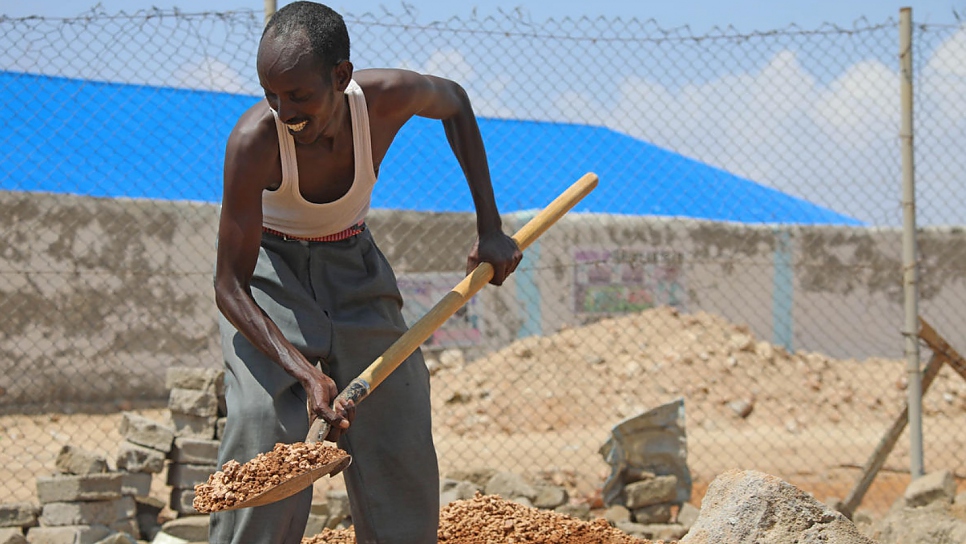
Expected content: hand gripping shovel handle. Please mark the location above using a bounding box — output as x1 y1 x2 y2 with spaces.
308 172 599 442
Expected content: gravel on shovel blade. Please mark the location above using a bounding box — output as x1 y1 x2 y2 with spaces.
193 441 349 513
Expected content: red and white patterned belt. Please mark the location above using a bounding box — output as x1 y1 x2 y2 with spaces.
262 221 366 242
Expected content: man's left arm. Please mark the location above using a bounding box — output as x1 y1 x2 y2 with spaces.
369 69 523 285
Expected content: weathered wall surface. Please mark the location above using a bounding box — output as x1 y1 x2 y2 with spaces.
1 192 963 411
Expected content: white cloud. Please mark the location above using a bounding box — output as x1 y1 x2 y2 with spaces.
173 57 256 94
422 49 475 82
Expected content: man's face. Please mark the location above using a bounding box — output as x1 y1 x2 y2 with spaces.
256 30 347 145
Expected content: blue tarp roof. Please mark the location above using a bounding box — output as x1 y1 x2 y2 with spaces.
0 71 859 225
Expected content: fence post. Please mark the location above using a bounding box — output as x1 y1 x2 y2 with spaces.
899 6 924 479
264 0 277 26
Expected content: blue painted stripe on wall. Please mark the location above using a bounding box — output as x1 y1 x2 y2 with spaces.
772 229 794 351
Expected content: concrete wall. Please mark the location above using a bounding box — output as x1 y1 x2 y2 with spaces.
1 191 964 412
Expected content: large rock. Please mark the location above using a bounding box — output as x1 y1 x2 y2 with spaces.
681 469 875 544
870 471 966 544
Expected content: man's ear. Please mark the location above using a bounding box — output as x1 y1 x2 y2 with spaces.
332 60 353 92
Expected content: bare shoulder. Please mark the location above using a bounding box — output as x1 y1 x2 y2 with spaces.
353 68 438 117
225 100 279 190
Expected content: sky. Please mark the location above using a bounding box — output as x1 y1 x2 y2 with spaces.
2 0 963 30
3 0 966 226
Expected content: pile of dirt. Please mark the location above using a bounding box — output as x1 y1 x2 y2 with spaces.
302 493 660 544
431 306 966 437
193 442 348 512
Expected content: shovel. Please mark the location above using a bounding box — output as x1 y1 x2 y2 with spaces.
221 172 598 511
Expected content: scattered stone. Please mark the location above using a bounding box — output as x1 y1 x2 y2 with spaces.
115 441 166 474
904 469 956 508
0 527 26 544
169 413 217 439
24 524 112 544
170 438 220 465
623 476 678 509
54 446 108 476
485 472 539 501
532 485 568 510
40 501 118 527
118 413 175 453
165 367 224 395
157 516 209 542
631 502 672 524
36 474 122 504
324 490 351 530
553 502 591 521
0 503 39 529
168 388 219 418
119 473 151 499
166 464 218 490
603 504 631 525
440 480 480 507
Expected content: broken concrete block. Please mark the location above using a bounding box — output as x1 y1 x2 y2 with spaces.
554 502 591 520
165 464 217 490
324 490 350 530
170 413 216 439
54 446 107 476
645 523 689 541
165 367 224 395
168 488 198 516
115 442 165 474
134 498 164 542
0 503 39 528
0 527 26 544
170 438 220 466
603 504 632 525
158 516 209 542
24 524 112 544
533 485 568 509
168 388 218 418
109 517 139 540
439 480 479 507
624 475 678 509
904 469 957 508
118 413 174 453
632 502 672 524
302 513 326 539
36 474 122 504
119 472 151 498
39 500 119 527
484 472 538 501
114 497 136 523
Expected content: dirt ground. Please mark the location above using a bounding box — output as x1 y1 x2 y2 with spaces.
2 306 964 521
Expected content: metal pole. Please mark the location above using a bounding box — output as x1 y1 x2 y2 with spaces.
899 6 924 479
264 0 277 26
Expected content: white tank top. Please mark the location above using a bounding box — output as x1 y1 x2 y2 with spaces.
262 79 377 237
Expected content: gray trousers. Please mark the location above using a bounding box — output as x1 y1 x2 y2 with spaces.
209 228 439 544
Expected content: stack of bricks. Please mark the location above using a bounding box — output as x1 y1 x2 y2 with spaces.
29 445 140 543
164 367 227 517
0 501 38 543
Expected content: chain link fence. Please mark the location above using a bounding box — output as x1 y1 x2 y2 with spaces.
1 4 965 525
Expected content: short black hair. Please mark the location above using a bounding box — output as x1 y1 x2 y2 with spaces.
262 1 350 69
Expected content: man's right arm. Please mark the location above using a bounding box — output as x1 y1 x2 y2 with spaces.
213 107 350 439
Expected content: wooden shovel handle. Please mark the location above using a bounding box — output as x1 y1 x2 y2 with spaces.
308 172 598 442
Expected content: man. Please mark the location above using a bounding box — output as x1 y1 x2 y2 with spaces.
210 2 522 543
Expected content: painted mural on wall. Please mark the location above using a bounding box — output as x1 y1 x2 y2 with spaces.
574 247 687 318
397 271 483 348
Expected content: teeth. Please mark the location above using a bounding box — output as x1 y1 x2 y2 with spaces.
287 120 307 132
